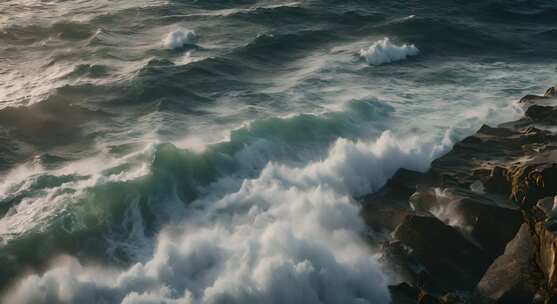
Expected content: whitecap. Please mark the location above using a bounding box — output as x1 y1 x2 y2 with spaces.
359 37 419 66
162 29 197 50
2 129 454 304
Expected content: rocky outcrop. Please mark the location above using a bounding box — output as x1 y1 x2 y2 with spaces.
393 213 491 290
362 86 557 303
475 224 543 303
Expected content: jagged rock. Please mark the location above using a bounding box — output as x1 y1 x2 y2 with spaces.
518 86 556 107
525 105 557 125
438 197 522 259
408 186 437 212
418 291 443 304
379 240 419 285
370 86 557 301
362 168 430 207
475 224 543 304
533 220 557 298
545 86 556 97
509 156 557 209
362 206 410 233
536 197 555 217
482 166 511 195
389 283 451 304
393 214 491 291
389 282 421 304
406 184 522 259
361 169 430 232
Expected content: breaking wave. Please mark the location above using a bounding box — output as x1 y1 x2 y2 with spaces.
162 29 198 50
359 37 419 66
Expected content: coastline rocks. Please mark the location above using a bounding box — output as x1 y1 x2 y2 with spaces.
393 214 491 291
364 85 557 302
509 153 557 209
439 197 522 259
475 224 543 304
518 86 556 107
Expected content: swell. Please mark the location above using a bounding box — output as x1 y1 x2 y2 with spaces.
0 90 111 172
481 1 557 25
0 21 97 45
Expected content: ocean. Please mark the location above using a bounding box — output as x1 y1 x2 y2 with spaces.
1 0 557 303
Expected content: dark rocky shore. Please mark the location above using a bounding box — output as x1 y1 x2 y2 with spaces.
362 86 557 304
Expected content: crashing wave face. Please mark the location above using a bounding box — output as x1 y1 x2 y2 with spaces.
1 131 446 304
359 37 419 65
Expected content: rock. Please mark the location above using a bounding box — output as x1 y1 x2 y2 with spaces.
545 86 556 97
536 197 555 217
517 86 556 107
393 214 491 291
532 220 557 297
482 166 511 196
525 105 557 125
389 282 421 304
408 186 438 212
439 197 523 259
361 206 411 233
379 241 418 284
519 94 550 104
418 291 443 304
405 185 522 260
389 283 450 304
361 169 431 232
475 224 543 304
366 86 557 301
509 157 557 209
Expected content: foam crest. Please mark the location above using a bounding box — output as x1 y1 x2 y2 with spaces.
359 37 419 65
2 127 458 303
162 29 197 50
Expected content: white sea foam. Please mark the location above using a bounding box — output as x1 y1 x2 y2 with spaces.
2 129 456 304
359 38 419 65
163 29 197 49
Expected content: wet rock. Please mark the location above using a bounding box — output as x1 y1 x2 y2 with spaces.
533 220 557 297
393 214 491 291
389 282 421 304
481 166 511 196
509 158 557 209
389 283 453 304
536 197 555 217
545 86 556 97
418 291 443 304
525 105 557 125
408 186 438 212
406 185 522 259
379 240 419 285
367 86 557 301
475 224 543 304
439 197 522 259
362 206 410 233
361 169 431 232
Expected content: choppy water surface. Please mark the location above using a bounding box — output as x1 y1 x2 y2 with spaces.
1 0 557 303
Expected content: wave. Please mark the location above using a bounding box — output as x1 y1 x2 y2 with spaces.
361 15 522 57
181 2 304 18
1 124 455 303
63 63 111 79
162 29 198 50
232 30 333 62
482 1 557 25
359 37 419 65
0 21 97 45
0 98 436 299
